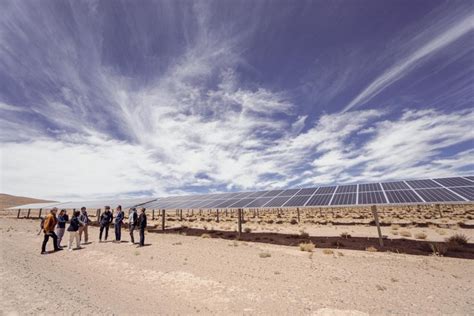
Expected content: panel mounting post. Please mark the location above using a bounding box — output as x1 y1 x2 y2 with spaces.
180 209 183 221
216 209 220 223
237 208 243 237
17 209 21 218
371 205 384 247
27 209 31 218
435 204 442 218
38 208 42 219
96 209 101 223
152 209 155 220
297 207 300 223
162 209 166 231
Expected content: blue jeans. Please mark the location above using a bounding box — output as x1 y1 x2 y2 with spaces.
114 222 122 241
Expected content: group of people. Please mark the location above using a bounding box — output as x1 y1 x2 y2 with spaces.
41 205 147 254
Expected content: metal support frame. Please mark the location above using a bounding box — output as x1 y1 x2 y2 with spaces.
161 209 166 231
26 209 31 218
237 208 243 236
216 209 219 223
371 205 384 247
180 209 183 221
152 209 155 220
17 209 21 218
38 208 42 218
297 207 300 223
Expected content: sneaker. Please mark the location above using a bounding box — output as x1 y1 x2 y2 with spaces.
69 249 73 252
55 248 63 252
41 251 47 255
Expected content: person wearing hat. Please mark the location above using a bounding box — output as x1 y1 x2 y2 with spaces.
55 209 69 248
128 207 138 244
137 208 147 247
41 207 61 254
99 206 113 242
78 207 90 244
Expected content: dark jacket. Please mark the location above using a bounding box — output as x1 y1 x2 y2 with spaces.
57 214 69 229
115 211 124 224
79 212 89 225
67 216 81 232
129 211 138 226
138 213 147 229
100 211 113 226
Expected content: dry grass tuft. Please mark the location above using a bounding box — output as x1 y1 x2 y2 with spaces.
400 230 412 237
446 233 469 246
322 249 334 255
201 233 211 238
415 232 427 240
259 252 271 258
340 232 351 239
391 224 400 230
244 227 252 233
299 242 315 252
430 243 448 256
300 231 309 238
365 246 378 252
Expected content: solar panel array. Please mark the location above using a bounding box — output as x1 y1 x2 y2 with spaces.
142 176 474 210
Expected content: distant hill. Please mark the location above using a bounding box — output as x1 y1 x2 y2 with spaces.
0 193 57 211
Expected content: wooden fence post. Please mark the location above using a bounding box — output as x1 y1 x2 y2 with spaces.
371 205 384 247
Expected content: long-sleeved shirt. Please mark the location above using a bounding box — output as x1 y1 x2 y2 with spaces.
57 214 68 229
100 211 113 226
138 213 147 229
43 213 57 233
115 211 124 224
79 212 89 225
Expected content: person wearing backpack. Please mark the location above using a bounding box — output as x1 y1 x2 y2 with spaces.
128 208 138 244
114 205 124 242
55 209 69 248
67 210 82 251
41 208 61 254
137 208 147 247
78 207 89 244
99 206 113 242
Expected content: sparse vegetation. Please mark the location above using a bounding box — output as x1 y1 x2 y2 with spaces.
299 242 315 252
134 250 140 256
366 246 378 252
323 249 334 255
259 252 271 258
290 219 298 225
340 232 351 239
391 224 400 230
201 233 211 238
400 230 412 237
430 243 448 256
244 227 252 233
415 232 427 240
446 233 469 246
300 231 309 238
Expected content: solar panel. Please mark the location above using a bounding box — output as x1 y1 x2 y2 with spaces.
385 190 423 203
262 190 285 197
381 181 410 191
359 183 382 192
245 197 274 207
278 189 301 196
246 191 268 198
449 186 474 201
264 196 292 207
295 188 318 196
200 199 228 208
331 193 357 205
229 198 257 208
406 179 441 189
358 191 387 204
415 188 465 202
433 177 473 187
283 195 311 207
316 186 336 194
215 199 242 208
336 185 357 193
465 176 474 181
305 194 332 206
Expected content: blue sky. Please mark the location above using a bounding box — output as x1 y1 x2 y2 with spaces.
0 0 473 200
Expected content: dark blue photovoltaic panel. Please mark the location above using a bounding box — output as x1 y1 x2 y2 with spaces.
278 189 301 196
331 193 357 205
246 191 268 198
215 199 243 208
385 190 422 203
305 194 332 206
230 192 254 199
433 177 473 187
336 185 357 193
359 183 382 192
406 179 441 189
200 199 228 208
264 196 292 207
295 188 318 196
262 190 285 197
449 187 473 201
316 186 336 194
465 176 474 181
381 181 410 191
229 198 257 208
415 188 465 202
283 195 311 207
245 197 274 207
358 191 387 204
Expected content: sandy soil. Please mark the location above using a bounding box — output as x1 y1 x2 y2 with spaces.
0 218 473 315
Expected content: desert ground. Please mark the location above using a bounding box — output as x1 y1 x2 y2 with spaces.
1 215 473 315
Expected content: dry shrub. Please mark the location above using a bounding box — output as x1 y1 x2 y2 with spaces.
415 232 427 240
290 219 298 225
430 243 448 256
259 252 271 258
400 230 411 237
244 227 252 233
446 233 469 246
300 231 310 238
323 249 334 255
366 246 378 252
391 224 400 230
201 233 211 238
340 232 351 239
299 242 315 252
392 231 399 236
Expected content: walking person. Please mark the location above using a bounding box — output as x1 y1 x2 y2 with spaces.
67 210 82 251
41 207 61 254
137 208 147 247
55 209 69 248
114 205 124 242
128 208 138 244
78 207 90 244
99 206 113 242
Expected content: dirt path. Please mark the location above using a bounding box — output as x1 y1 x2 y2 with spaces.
0 218 473 315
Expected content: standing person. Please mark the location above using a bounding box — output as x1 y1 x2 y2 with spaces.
78 207 89 244
55 209 69 248
41 207 61 254
137 208 147 247
114 205 124 242
128 208 138 244
67 210 82 251
99 206 113 242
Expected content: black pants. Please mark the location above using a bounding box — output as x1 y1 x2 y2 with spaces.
99 225 109 240
115 222 122 241
129 225 136 243
139 227 145 246
42 232 59 252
